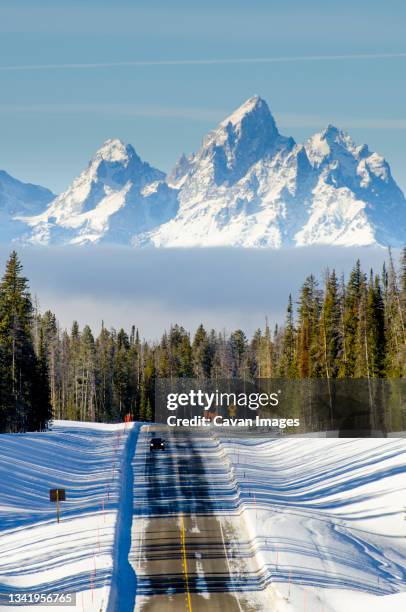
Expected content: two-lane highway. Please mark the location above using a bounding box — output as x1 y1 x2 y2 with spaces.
129 427 262 611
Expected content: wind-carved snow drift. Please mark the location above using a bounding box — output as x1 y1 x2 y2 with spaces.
13 96 406 247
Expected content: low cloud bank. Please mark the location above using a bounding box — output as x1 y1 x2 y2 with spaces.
0 245 392 339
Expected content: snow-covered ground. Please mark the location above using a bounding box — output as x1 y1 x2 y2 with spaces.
0 420 135 611
1 422 405 611
218 437 406 611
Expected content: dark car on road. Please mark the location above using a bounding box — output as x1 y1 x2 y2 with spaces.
150 437 165 451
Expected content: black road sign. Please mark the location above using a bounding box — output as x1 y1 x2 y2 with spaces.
50 489 66 502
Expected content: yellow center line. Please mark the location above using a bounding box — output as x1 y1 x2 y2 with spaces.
180 513 193 612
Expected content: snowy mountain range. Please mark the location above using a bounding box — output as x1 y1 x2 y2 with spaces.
3 95 406 248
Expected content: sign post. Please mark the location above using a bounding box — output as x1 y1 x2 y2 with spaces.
49 488 66 523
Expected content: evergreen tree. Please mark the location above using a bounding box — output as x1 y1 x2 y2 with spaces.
320 270 341 378
366 274 386 377
192 324 213 378
354 273 369 377
253 322 273 378
384 250 405 376
156 332 171 377
167 325 193 377
138 384 147 421
112 329 132 420
339 260 364 377
142 350 156 420
0 336 12 432
68 321 81 419
80 325 97 421
229 329 248 378
31 326 53 430
145 399 153 422
95 326 114 421
278 295 297 377
40 311 60 417
297 275 321 377
0 252 51 432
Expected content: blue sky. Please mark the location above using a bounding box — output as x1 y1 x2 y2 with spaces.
1 0 406 193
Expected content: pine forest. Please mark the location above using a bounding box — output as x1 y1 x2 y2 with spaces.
0 249 405 433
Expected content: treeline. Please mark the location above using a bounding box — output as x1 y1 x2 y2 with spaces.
36 249 406 424
0 250 405 431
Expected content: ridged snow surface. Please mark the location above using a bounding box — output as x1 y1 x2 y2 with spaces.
220 436 406 611
5 95 406 247
0 421 136 611
1 424 405 611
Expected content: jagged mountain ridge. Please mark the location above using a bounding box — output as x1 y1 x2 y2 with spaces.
19 139 178 245
0 170 55 243
145 96 406 248
7 96 406 247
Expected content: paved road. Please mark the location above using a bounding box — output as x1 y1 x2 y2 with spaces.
129 427 260 611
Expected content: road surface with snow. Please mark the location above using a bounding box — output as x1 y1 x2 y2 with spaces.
129 428 260 611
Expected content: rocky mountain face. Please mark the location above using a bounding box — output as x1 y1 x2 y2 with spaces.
4 96 406 248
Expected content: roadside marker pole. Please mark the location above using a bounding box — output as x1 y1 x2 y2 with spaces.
90 570 94 603
91 556 97 603
56 489 60 524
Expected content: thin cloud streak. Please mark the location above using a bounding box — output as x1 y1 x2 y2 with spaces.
1 104 406 131
277 114 406 130
0 103 224 122
1 52 406 72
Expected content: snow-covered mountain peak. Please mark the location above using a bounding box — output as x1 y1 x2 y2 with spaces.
188 96 293 187
305 126 396 191
219 95 274 129
214 95 281 150
73 138 165 194
323 123 346 139
92 138 134 165
305 125 359 166
19 140 177 245
306 125 375 169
